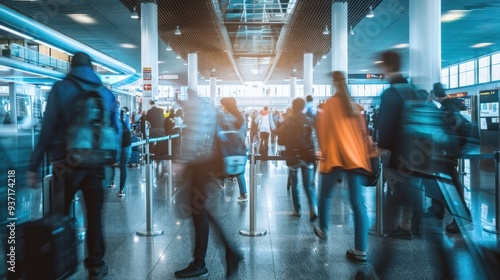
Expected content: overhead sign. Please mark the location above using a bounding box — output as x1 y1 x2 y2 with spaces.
143 84 152 91
448 92 467 98
143 67 152 80
347 74 385 80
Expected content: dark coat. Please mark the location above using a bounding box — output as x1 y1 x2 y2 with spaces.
29 66 120 172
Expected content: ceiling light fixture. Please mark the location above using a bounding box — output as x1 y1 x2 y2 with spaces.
67 14 97 24
211 68 216 72
366 6 375 18
176 54 181 59
441 10 469 22
349 25 354 36
471 42 494 48
322 25 330 35
166 44 172 51
322 54 327 59
131 7 139 19
0 24 33 40
175 25 181 35
393 43 409 49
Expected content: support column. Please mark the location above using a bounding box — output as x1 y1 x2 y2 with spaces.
290 76 297 103
303 53 313 97
409 0 441 91
188 53 198 93
210 77 217 106
331 1 348 73
141 2 158 112
8 83 16 126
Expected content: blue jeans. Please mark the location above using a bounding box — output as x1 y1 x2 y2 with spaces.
236 173 247 195
111 145 132 190
289 161 317 214
318 169 368 252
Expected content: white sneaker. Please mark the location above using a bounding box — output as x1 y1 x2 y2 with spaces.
237 194 248 202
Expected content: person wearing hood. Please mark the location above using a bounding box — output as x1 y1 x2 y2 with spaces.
27 52 120 279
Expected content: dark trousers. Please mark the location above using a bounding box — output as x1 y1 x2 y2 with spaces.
188 159 234 262
52 161 105 269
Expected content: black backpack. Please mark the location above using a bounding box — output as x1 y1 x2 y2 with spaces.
66 82 119 168
278 114 315 166
121 114 131 148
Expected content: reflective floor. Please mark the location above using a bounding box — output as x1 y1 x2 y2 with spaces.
1 153 500 279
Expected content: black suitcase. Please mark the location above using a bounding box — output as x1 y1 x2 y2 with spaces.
24 215 77 280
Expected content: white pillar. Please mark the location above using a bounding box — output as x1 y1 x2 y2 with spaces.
304 53 313 97
290 77 297 104
210 77 217 106
331 2 348 73
188 53 198 93
409 0 441 91
141 2 158 111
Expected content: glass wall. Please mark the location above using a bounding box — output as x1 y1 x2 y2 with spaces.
441 50 500 89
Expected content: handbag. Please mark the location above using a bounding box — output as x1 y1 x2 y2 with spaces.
364 135 382 186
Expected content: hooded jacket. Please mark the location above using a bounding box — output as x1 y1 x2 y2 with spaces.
29 66 120 172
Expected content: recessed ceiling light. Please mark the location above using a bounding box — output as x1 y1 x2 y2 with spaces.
393 43 409 48
67 14 97 24
441 10 470 22
322 54 327 59
119 43 137 49
0 25 33 40
158 61 164 64
374 61 383 64
176 54 181 59
471 42 494 48
360 69 369 72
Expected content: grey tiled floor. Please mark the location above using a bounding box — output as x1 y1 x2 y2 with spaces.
2 153 500 279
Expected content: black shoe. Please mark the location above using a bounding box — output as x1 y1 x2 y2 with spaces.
175 262 208 278
88 264 109 280
310 213 318 222
387 226 412 240
225 248 243 277
446 220 460 234
425 206 445 220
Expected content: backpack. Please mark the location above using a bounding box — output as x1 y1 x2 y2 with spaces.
277 114 315 166
216 114 247 177
66 82 119 168
121 118 131 148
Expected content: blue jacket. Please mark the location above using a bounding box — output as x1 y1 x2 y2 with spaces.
29 66 120 172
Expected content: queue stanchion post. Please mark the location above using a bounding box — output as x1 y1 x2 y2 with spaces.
240 139 267 237
375 164 384 236
168 135 173 192
137 134 164 236
484 151 500 234
458 158 465 189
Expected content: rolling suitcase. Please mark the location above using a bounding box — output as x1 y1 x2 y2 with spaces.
24 215 77 280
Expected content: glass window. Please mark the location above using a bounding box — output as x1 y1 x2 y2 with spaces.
449 65 458 88
459 61 475 87
441 68 449 87
492 53 500 65
492 53 500 81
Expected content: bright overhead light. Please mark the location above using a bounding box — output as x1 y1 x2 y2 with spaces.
393 43 409 49
366 6 375 18
211 68 216 72
176 54 181 59
0 66 10 71
175 25 181 35
349 25 354 36
184 62 187 65
158 61 164 64
471 42 494 48
360 69 369 72
322 54 327 59
0 25 33 40
131 7 139 19
166 44 172 51
374 61 383 64
119 43 137 49
67 14 97 24
322 25 330 35
441 10 469 22
293 68 297 72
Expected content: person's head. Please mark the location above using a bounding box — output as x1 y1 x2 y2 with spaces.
263 106 269 112
149 100 156 106
169 108 175 115
333 71 348 93
433 82 447 99
220 97 243 129
306 95 313 103
378 50 401 75
71 52 93 69
175 109 183 118
292 98 305 112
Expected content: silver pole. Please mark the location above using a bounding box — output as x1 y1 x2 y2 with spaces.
376 164 384 236
458 158 465 188
484 151 500 234
137 135 164 236
240 139 267 237
168 137 173 191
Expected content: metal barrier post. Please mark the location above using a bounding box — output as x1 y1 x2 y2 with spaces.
168 136 173 191
240 140 267 237
458 158 466 188
137 135 164 236
376 164 384 236
484 151 500 234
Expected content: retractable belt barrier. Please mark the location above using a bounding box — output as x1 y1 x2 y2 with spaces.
457 153 500 235
136 134 179 237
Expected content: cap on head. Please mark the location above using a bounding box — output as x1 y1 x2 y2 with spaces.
71 52 92 68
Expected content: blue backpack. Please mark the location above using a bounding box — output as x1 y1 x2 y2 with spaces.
216 114 247 177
